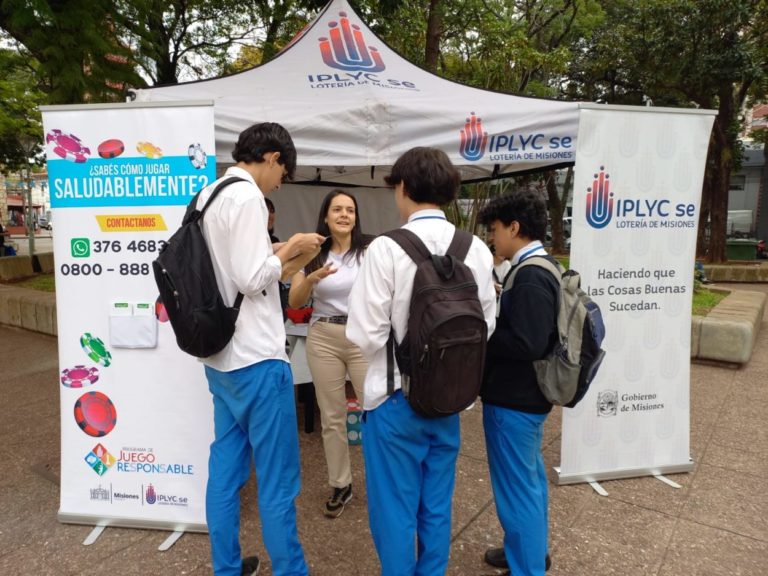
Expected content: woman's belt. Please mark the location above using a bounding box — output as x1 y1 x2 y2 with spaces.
316 315 348 325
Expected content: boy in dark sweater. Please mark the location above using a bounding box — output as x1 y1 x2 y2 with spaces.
479 191 558 576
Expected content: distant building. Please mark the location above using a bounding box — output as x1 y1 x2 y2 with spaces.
0 171 50 233
729 145 766 239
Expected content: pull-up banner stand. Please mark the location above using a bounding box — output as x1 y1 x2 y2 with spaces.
41 101 216 534
558 103 716 484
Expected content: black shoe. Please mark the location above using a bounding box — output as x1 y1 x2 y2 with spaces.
483 547 552 571
324 483 352 518
241 555 261 576
484 547 507 568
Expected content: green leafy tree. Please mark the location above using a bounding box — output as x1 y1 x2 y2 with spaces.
0 0 142 103
568 0 768 262
0 48 45 172
248 0 327 65
113 0 257 84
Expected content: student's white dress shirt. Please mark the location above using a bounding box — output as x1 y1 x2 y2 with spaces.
197 166 288 371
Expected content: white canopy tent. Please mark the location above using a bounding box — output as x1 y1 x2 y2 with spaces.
133 0 580 234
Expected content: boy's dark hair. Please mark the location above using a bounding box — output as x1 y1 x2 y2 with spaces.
232 122 297 181
479 190 548 242
305 189 373 274
384 147 460 206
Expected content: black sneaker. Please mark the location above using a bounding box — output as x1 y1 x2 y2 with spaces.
241 555 261 576
324 483 352 518
483 547 551 571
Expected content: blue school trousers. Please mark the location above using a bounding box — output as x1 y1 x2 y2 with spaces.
363 390 460 576
204 360 308 576
483 403 549 576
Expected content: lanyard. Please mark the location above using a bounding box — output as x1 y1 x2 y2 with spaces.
410 215 446 222
517 244 542 264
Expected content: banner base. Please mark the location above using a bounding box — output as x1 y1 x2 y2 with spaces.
58 511 207 534
554 459 694 485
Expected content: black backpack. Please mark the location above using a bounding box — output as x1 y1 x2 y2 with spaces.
153 177 245 358
383 228 488 418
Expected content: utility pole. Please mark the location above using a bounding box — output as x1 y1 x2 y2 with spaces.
17 134 38 258
24 165 35 257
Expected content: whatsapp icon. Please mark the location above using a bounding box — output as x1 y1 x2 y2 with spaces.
71 238 91 258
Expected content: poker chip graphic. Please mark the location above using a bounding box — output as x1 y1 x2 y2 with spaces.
136 141 163 159
187 143 207 169
80 333 112 367
155 296 169 323
60 365 100 388
74 391 117 437
97 138 125 159
46 129 91 163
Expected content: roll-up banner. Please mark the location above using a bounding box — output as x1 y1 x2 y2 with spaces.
558 104 716 484
41 101 216 531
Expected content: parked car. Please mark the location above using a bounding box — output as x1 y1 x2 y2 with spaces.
758 239 766 259
39 217 52 230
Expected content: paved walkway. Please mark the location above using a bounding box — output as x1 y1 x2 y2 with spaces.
0 283 766 575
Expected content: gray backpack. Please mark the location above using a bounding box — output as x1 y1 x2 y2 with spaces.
504 256 606 407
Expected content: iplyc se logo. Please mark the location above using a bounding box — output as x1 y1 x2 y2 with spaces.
459 112 489 161
319 11 385 72
586 166 614 229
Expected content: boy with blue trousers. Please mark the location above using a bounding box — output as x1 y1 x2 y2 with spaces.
199 122 324 576
479 191 558 576
347 147 496 575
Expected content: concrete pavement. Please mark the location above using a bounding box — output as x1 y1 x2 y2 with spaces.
0 283 766 575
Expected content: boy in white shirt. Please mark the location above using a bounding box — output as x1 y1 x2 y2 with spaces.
347 147 496 575
199 123 323 576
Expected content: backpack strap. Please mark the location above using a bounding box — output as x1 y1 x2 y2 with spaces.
446 229 473 261
503 255 563 292
383 227 473 264
386 331 396 396
382 228 431 263
184 176 246 225
186 176 248 309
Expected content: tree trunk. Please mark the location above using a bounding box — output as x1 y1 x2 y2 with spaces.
696 156 712 259
758 140 768 240
545 170 565 253
707 111 734 263
424 0 442 73
146 9 177 85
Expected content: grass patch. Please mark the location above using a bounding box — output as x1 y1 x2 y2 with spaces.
13 273 55 292
692 288 726 316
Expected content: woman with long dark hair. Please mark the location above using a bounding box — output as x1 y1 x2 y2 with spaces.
289 189 371 518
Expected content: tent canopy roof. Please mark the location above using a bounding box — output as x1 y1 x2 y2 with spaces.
134 0 579 186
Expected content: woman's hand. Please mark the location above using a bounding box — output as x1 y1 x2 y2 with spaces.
307 263 337 284
289 263 335 308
